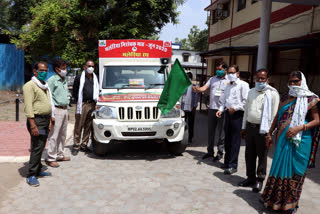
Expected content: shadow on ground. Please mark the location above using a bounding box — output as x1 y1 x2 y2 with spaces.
233 189 278 214
66 141 178 161
213 171 246 187
17 162 48 178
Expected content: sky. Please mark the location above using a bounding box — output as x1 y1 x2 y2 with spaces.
159 0 209 42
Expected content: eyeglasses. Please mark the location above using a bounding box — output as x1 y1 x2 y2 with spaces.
87 65 94 68
38 69 48 72
288 80 300 84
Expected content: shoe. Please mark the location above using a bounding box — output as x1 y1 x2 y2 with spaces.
252 182 263 193
238 179 256 187
219 164 228 169
45 160 60 168
202 153 213 160
38 171 52 177
57 156 71 161
224 168 237 175
213 154 223 162
80 146 92 153
72 149 79 156
26 176 40 187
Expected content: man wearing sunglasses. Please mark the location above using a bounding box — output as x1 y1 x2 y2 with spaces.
72 60 99 156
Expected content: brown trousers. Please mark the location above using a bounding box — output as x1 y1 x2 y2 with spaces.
73 103 95 149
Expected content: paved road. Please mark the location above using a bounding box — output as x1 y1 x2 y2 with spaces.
1 113 320 214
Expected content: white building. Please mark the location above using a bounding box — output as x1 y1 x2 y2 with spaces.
171 47 207 83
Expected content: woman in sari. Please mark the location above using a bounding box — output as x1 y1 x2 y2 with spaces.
260 71 320 213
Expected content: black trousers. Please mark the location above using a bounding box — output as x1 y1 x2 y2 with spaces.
245 123 268 182
26 115 50 177
185 108 196 140
207 109 225 155
224 110 244 169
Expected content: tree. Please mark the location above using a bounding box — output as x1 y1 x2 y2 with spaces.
174 37 190 50
7 0 40 30
0 0 10 30
187 26 208 52
6 0 185 67
174 25 208 52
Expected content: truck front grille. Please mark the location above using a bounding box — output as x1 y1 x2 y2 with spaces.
118 106 159 121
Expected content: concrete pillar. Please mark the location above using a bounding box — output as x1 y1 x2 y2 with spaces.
257 0 272 70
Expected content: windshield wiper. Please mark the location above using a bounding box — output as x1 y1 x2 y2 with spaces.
146 83 165 89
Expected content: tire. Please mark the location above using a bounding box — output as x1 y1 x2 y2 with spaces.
91 133 109 156
167 124 189 155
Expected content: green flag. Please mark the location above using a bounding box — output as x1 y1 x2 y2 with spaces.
157 59 191 115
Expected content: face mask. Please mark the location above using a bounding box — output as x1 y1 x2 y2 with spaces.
288 85 300 97
59 69 67 77
228 73 238 82
216 70 225 78
37 71 47 81
255 82 267 91
87 67 94 74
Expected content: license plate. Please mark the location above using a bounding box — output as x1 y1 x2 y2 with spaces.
127 127 152 132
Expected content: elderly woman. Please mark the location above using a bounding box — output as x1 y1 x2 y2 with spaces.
260 71 320 213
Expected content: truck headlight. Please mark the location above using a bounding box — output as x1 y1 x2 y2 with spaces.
160 108 181 118
96 106 117 119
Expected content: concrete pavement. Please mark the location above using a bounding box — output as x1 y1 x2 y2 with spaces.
0 113 320 213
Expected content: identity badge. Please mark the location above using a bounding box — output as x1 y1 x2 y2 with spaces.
215 88 224 96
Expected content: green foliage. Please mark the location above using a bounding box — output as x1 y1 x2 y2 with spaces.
175 25 208 51
7 0 40 30
174 37 189 50
6 0 184 68
0 0 10 30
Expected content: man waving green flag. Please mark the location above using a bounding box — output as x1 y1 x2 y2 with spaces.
157 59 191 114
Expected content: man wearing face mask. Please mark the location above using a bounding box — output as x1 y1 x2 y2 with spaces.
46 59 71 167
72 59 99 156
23 61 53 186
194 62 229 161
239 68 279 193
216 65 249 175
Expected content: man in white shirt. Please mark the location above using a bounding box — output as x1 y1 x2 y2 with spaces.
216 65 249 175
239 69 280 193
181 72 199 144
194 62 229 161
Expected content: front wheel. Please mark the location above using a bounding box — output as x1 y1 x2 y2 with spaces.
91 134 110 156
167 125 189 155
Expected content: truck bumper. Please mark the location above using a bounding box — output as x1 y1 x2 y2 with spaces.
92 118 185 144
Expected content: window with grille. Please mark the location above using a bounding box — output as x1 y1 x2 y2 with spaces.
237 0 246 11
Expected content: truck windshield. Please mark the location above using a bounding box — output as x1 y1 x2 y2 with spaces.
102 66 165 89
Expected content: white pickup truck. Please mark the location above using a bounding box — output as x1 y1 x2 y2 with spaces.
91 40 188 156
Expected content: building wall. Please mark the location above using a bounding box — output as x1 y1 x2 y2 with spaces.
205 1 320 93
172 49 203 64
208 1 319 50
0 44 25 91
171 49 207 82
236 55 249 72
